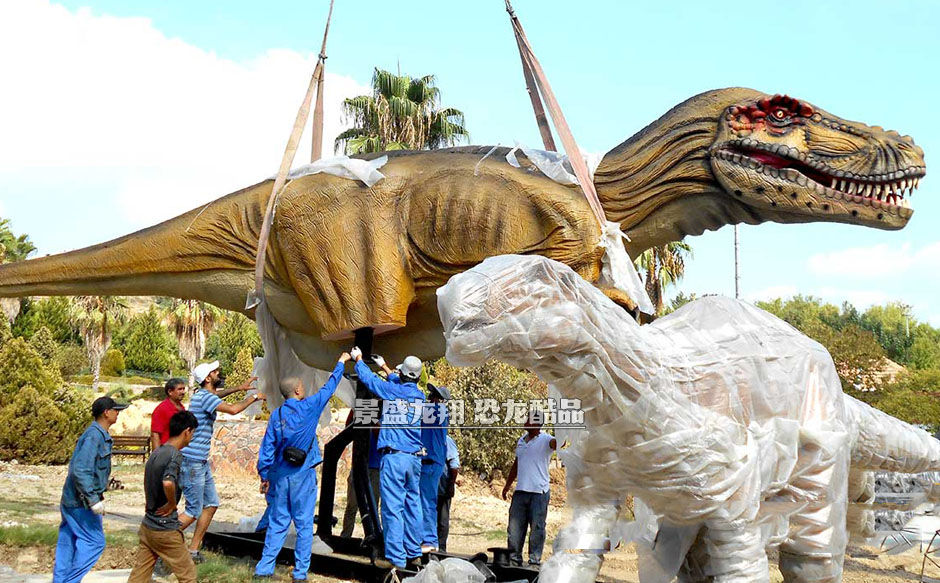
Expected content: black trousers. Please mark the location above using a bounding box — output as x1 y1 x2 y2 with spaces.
437 494 453 551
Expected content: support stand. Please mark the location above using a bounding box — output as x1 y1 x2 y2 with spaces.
317 327 384 562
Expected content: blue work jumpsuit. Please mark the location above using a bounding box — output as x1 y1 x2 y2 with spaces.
54 422 112 583
355 360 425 568
419 402 448 548
254 361 345 580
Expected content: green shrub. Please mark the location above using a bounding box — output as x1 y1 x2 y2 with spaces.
430 359 547 478
12 296 79 343
28 325 58 364
0 385 74 463
0 337 90 462
100 348 126 377
53 384 94 441
0 338 63 399
55 344 88 377
205 312 263 376
223 346 256 404
114 307 177 373
0 318 11 347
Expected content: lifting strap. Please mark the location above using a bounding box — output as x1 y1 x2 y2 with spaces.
504 0 606 229
507 1 555 152
249 0 335 309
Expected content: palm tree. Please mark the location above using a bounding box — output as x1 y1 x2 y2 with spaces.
635 242 693 316
70 296 128 391
0 218 36 263
165 299 221 386
0 218 37 323
335 68 468 154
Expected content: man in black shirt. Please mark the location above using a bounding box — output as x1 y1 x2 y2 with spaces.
128 410 198 583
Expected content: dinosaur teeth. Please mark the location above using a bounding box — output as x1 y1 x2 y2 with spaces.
830 178 837 190
847 183 856 195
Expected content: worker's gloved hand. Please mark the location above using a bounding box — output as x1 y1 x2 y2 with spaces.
90 500 106 515
372 355 386 368
350 347 363 361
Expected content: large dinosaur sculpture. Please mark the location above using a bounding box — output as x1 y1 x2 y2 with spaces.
0 88 925 369
437 254 940 583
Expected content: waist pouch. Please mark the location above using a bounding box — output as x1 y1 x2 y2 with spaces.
283 446 307 467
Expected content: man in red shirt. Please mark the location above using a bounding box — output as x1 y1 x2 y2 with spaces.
150 378 187 451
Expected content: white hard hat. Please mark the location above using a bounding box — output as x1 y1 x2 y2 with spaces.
193 360 220 385
398 356 423 380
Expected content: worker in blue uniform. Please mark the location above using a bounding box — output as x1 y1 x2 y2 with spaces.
54 396 128 583
419 383 450 553
352 348 426 569
253 352 351 581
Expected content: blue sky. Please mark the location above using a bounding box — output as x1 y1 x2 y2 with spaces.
1 0 938 322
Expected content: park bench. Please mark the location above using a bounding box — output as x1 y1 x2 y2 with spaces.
111 434 151 460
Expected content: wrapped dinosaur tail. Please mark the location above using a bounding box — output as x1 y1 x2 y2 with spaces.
846 395 940 473
0 182 268 312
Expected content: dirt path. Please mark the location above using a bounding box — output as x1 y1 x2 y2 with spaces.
0 461 924 581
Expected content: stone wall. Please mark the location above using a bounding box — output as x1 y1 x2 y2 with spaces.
209 419 351 476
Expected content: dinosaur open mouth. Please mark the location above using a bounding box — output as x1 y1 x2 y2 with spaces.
715 142 924 210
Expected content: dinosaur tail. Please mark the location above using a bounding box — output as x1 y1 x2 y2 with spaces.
846 395 940 473
0 180 271 312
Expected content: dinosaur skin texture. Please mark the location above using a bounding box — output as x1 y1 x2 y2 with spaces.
0 88 926 369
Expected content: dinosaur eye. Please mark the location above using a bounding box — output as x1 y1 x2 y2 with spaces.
772 108 788 120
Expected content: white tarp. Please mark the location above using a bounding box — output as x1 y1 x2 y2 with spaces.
505 145 604 186
280 155 388 187
252 299 355 422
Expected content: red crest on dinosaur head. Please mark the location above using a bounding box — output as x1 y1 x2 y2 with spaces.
727 94 815 135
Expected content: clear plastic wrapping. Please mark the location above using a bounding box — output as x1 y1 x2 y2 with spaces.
437 254 940 583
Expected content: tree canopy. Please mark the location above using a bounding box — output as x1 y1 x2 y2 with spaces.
336 68 468 155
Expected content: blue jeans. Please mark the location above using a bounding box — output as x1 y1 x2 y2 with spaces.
254 469 317 580
507 490 550 565
53 506 105 583
180 458 219 519
380 452 422 567
419 462 444 547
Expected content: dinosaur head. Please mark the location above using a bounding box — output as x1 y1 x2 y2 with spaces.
709 93 924 230
595 88 927 253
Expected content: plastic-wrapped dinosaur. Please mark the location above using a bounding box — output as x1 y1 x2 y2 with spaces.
437 254 940 583
0 88 925 369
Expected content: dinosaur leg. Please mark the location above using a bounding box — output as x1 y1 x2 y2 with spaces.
539 502 618 583
688 521 769 583
778 445 850 583
677 529 712 583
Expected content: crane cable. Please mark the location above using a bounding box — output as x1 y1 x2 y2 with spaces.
249 0 335 309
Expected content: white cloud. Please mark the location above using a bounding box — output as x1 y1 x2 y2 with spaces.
807 241 940 279
0 0 370 229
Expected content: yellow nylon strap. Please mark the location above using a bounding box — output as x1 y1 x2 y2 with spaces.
505 0 606 229
250 0 335 308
